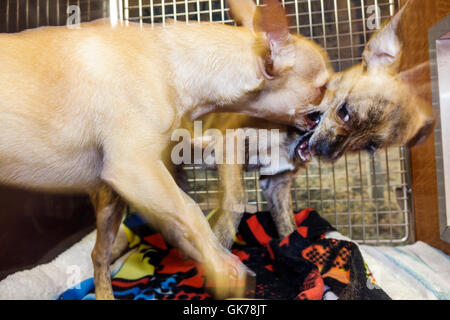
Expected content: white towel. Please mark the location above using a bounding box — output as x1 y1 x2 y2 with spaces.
359 241 450 300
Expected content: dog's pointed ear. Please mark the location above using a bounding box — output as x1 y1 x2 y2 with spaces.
400 61 430 83
397 61 432 101
253 0 289 45
228 0 293 78
362 3 409 72
255 0 293 78
407 116 436 148
227 0 257 30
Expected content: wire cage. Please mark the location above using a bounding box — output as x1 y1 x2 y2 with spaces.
0 0 413 245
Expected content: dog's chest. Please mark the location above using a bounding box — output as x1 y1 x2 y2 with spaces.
246 149 295 175
199 130 296 175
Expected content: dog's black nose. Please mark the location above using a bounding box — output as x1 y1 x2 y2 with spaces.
311 138 330 158
311 135 346 161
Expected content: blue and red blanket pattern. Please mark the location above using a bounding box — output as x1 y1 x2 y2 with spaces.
60 208 390 300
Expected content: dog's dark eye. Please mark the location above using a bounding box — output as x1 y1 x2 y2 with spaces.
337 101 350 123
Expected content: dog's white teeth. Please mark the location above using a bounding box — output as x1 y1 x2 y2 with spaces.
297 148 304 161
299 154 306 161
301 153 309 162
297 148 309 162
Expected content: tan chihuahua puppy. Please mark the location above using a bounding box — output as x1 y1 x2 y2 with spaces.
0 0 329 299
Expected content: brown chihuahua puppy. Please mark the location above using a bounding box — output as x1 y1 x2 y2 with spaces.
305 4 435 161
0 0 329 299
182 3 434 252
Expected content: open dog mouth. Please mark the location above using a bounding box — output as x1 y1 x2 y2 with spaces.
295 131 313 162
304 111 322 130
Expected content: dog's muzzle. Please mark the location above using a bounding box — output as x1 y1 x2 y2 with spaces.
295 131 314 162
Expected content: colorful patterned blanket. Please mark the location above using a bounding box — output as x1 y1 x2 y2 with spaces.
60 208 390 300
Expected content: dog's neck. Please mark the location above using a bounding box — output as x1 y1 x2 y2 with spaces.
159 23 267 121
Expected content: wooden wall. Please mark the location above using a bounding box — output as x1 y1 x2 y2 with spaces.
400 0 450 254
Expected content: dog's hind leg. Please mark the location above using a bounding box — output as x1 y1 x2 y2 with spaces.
110 224 130 263
259 169 298 238
89 183 127 300
211 164 246 249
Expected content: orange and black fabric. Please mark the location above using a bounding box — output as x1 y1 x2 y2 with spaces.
234 209 389 299
60 208 390 300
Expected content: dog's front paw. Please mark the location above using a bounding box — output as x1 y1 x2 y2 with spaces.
205 251 254 299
